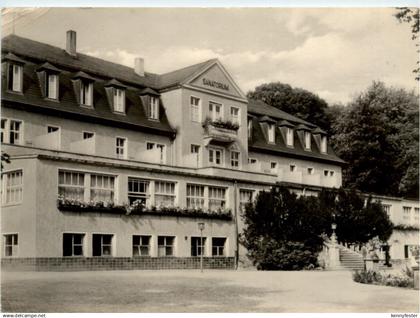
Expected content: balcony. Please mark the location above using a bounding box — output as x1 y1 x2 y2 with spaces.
321 177 339 188
33 131 60 150
203 118 238 145
282 170 303 184
137 147 166 165
302 173 321 186
183 153 200 168
247 161 262 173
70 137 96 155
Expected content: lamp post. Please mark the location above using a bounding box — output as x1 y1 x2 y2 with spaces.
198 222 205 273
331 222 337 244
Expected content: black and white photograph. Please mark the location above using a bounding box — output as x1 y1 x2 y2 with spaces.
1 4 419 315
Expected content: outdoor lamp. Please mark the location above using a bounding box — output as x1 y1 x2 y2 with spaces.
331 223 337 231
198 222 205 273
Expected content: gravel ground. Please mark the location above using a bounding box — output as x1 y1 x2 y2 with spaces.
1 269 419 313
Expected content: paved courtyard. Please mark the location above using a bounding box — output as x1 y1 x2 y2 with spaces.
1 269 419 313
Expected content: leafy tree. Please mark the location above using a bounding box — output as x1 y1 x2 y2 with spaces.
247 82 331 132
242 186 393 270
331 81 419 198
395 7 419 80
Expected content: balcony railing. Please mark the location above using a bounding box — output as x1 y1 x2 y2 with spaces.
137 148 166 165
302 173 321 186
33 131 60 150
70 137 96 155
183 153 200 168
203 118 238 145
282 171 303 184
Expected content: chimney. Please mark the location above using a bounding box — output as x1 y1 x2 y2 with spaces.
66 30 77 57
134 57 145 76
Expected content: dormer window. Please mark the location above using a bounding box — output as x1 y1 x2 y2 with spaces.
148 96 159 120
8 64 23 93
113 88 125 113
268 124 275 143
46 73 58 99
321 136 327 153
3 53 25 93
304 131 311 150
80 81 93 107
286 128 294 147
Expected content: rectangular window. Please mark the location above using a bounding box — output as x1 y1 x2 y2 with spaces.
80 81 93 106
271 162 277 170
149 96 159 120
47 125 59 134
239 189 253 213
304 131 311 150
212 237 226 256
330 171 334 177
186 184 205 209
230 107 239 124
209 147 223 166
191 237 206 257
92 234 113 257
191 144 200 154
9 120 22 145
286 128 294 147
2 170 23 205
63 233 84 257
155 181 176 207
208 187 226 211
58 171 85 201
146 142 166 163
158 236 174 257
209 101 222 121
116 137 127 159
382 204 391 217
268 124 275 143
9 64 23 92
113 88 125 113
3 234 18 257
290 165 296 172
307 167 314 175
132 235 151 256
321 136 328 153
46 73 58 99
324 170 329 177
190 96 201 122
1 119 7 143
83 131 94 139
248 158 257 165
403 206 412 222
231 151 240 168
90 174 115 203
128 178 149 205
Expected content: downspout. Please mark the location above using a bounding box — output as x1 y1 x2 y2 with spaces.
234 180 239 270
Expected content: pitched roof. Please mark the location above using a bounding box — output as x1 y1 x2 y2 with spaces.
2 34 160 88
247 98 315 127
157 59 216 90
249 116 345 165
1 39 175 136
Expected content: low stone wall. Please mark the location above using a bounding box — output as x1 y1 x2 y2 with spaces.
1 257 235 271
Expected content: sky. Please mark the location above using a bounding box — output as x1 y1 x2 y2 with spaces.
2 7 418 104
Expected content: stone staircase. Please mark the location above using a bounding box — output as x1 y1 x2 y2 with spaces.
338 246 364 271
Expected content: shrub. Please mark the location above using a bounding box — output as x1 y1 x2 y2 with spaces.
250 239 319 270
352 269 414 288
